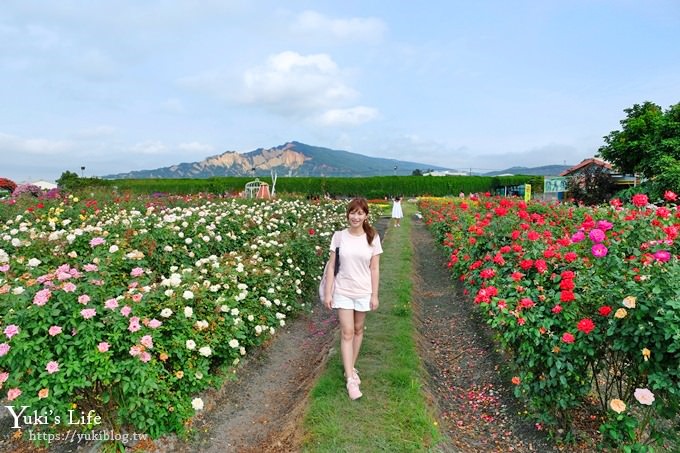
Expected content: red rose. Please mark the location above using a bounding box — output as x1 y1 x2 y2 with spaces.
598 306 612 316
631 194 648 207
576 318 595 334
560 290 575 302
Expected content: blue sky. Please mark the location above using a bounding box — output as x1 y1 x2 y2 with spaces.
2 0 679 182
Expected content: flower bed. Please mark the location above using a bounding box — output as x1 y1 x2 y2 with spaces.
0 193 348 439
419 193 679 450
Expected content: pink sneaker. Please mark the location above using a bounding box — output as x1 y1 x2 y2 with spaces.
346 377 362 400
345 368 361 384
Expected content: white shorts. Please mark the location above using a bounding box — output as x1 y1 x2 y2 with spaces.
332 293 371 312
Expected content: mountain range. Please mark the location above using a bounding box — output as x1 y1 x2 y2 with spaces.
103 141 572 179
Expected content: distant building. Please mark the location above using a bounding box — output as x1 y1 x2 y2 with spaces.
423 170 469 176
32 180 58 190
559 158 639 188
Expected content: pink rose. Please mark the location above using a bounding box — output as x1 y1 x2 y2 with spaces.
140 335 153 349
62 282 77 293
97 342 110 353
591 243 608 258
588 229 606 243
104 298 119 310
130 267 145 277
80 308 96 319
570 230 586 243
653 250 671 262
561 332 575 344
48 326 63 336
78 294 91 305
89 237 105 246
4 325 20 339
0 343 10 356
634 388 655 405
33 288 52 306
46 361 59 374
7 388 21 401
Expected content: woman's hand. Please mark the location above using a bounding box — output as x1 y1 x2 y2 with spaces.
324 293 333 310
370 295 379 311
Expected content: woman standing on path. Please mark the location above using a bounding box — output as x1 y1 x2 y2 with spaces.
391 196 403 227
323 198 383 400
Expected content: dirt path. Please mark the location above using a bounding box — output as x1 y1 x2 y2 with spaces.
411 218 558 452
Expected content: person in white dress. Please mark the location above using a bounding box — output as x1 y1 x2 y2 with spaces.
391 196 403 227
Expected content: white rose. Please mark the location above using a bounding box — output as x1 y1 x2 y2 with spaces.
184 306 193 317
229 339 239 348
27 258 41 267
199 346 212 357
186 339 196 350
183 290 194 300
191 398 204 411
109 245 119 253
160 308 173 318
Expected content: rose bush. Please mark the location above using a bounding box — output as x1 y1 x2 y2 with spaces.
419 193 679 450
0 193 349 440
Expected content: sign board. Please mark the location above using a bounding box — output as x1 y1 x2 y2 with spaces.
524 184 531 201
544 177 568 193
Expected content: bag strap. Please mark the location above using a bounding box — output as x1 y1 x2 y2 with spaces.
333 230 342 276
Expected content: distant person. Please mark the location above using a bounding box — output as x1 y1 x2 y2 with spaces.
391 196 403 227
322 198 383 400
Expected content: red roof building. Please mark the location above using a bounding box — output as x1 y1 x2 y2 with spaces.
560 158 639 187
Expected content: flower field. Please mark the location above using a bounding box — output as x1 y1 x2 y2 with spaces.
419 193 680 450
0 192 348 439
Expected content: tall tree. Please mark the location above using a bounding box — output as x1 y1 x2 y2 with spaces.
598 102 680 180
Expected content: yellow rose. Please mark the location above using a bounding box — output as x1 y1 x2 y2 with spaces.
622 296 636 309
614 308 628 319
610 399 626 414
642 348 651 361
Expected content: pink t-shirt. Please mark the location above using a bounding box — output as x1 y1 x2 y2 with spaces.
329 229 383 298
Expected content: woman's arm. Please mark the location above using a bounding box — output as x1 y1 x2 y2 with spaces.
323 250 336 309
369 254 380 310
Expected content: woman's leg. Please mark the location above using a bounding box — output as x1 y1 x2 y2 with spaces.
337 309 357 379
352 311 367 368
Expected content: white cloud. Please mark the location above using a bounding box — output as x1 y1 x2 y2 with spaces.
178 142 215 153
318 106 379 126
74 125 117 139
130 140 167 154
293 11 386 42
0 132 72 155
240 51 358 115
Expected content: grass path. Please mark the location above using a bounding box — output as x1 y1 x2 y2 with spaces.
302 203 443 452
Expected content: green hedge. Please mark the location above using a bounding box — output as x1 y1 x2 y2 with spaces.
89 175 542 198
